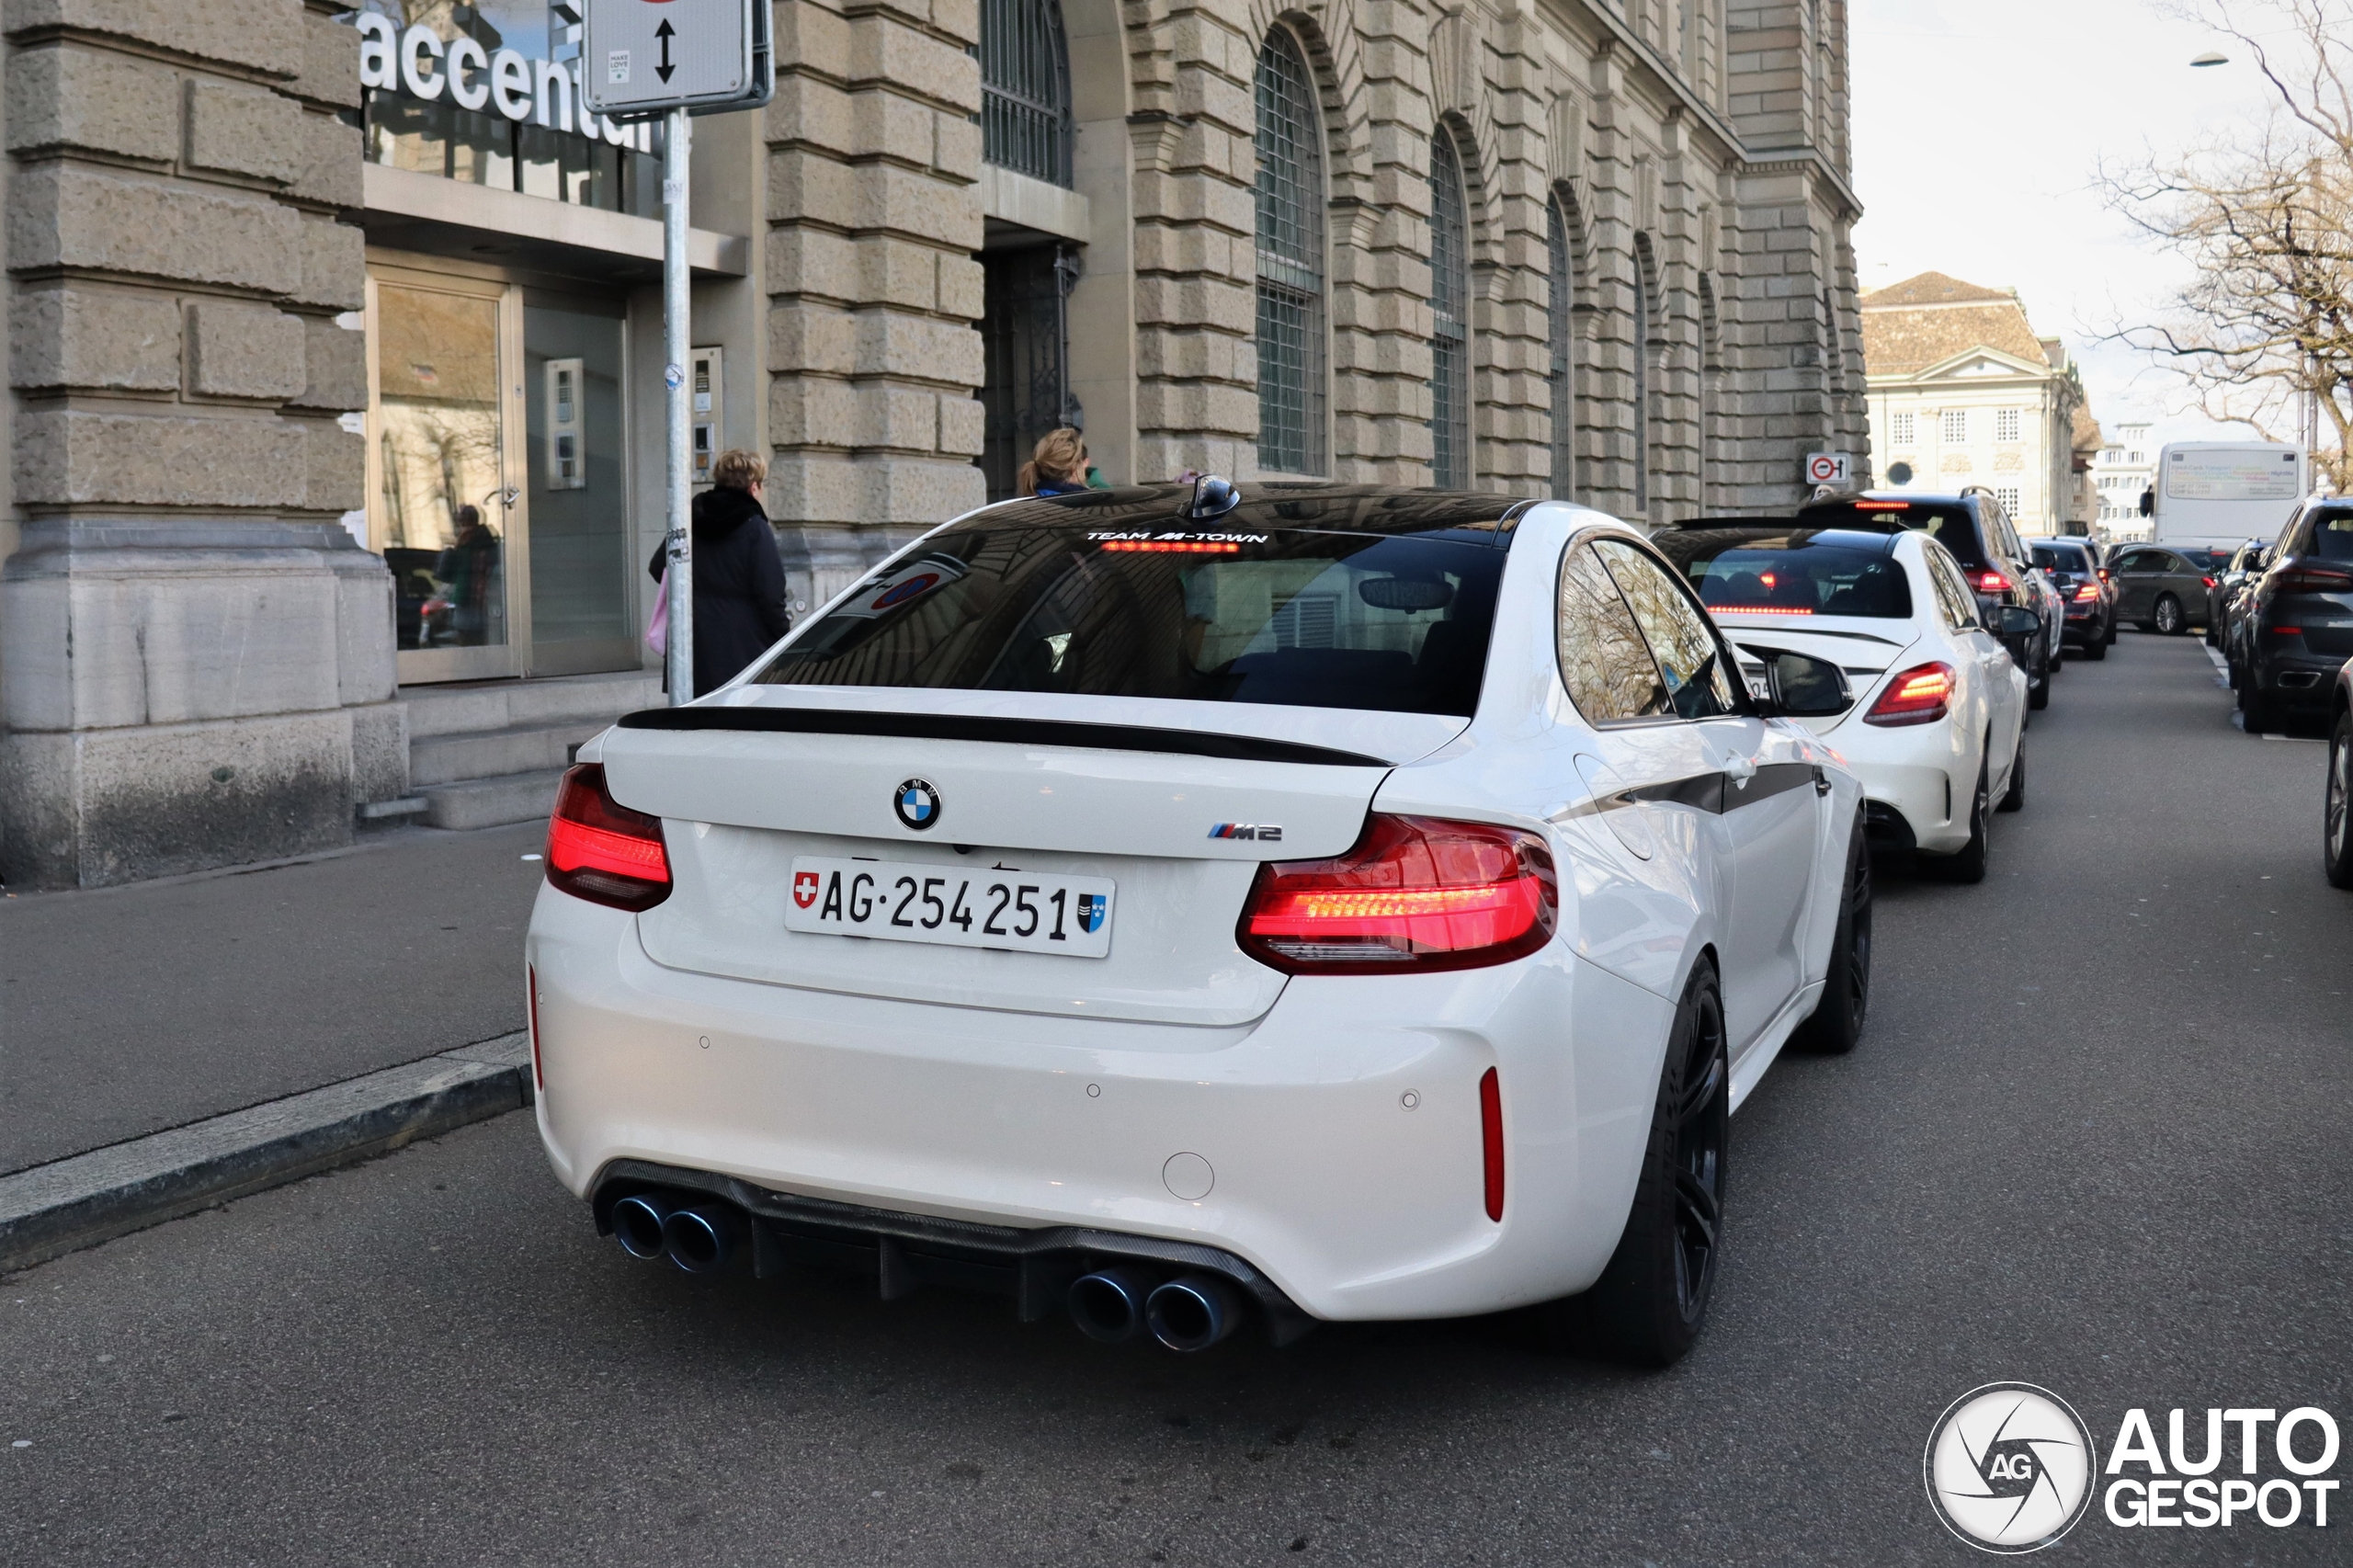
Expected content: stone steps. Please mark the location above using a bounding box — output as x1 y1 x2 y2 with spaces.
399 670 661 831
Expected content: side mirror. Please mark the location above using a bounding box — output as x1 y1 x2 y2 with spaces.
1749 647 1853 718
1998 605 2040 638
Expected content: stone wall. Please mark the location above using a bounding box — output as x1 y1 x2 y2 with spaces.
0 0 392 888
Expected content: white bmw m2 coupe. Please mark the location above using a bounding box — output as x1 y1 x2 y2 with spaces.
527 482 1870 1365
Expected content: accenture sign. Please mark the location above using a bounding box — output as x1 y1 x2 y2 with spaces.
353 8 654 154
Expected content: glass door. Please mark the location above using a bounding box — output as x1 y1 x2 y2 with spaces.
522 292 636 676
368 267 527 683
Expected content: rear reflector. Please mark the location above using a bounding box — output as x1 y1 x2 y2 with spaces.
546 764 672 912
1479 1068 1504 1222
1239 814 1557 974
527 963 544 1091
1864 661 1956 727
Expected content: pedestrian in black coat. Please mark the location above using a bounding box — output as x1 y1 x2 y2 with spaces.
646 449 791 695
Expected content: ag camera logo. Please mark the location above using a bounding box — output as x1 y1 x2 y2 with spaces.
1924 1383 2097 1553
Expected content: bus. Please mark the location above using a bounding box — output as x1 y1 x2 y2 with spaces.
2144 442 2309 552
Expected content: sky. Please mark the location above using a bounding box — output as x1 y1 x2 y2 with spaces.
1848 0 2290 447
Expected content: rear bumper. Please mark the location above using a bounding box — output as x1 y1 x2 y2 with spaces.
527 885 1677 1323
2251 649 2351 708
1817 722 1972 855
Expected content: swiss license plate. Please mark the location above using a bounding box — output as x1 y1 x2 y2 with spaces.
785 857 1115 958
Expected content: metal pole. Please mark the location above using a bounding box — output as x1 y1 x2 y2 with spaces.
663 106 694 705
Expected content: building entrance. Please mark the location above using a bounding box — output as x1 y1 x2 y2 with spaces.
980 242 1078 500
367 258 639 683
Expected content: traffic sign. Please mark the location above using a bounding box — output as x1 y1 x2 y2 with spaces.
581 0 771 117
1805 451 1853 486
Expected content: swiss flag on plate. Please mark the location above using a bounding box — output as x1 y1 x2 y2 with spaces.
792 870 821 909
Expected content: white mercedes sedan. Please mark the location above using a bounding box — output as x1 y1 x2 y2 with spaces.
1649 519 2029 882
526 482 1870 1366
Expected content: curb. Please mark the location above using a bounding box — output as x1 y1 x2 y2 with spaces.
0 1033 534 1275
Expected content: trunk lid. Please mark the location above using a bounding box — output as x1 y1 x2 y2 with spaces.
600 689 1450 1027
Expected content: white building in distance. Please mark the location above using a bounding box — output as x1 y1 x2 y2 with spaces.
1861 273 2088 533
2090 422 2156 541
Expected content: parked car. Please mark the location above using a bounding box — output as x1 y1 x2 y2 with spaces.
2234 499 2353 733
2028 537 2115 659
1799 491 2058 710
2108 544 2215 635
531 483 1873 1368
2206 541 2270 647
1653 520 2029 880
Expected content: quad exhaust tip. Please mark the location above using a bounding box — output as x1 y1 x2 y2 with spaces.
1069 1267 1246 1351
1068 1267 1158 1343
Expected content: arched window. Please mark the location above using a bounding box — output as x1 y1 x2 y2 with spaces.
1632 236 1656 513
1255 28 1326 475
1428 131 1471 488
1547 197 1574 500
979 0 1073 187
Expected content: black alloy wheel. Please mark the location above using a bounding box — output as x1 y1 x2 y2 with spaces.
1794 813 1871 1054
1998 733 2027 812
1926 756 1991 883
2154 593 2187 636
2327 711 2353 889
1540 963 1729 1367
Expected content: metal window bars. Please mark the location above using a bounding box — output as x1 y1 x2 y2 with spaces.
978 0 1074 188
1428 133 1471 490
1255 30 1326 475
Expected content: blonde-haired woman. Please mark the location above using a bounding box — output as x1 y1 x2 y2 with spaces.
1017 427 1094 496
644 447 791 694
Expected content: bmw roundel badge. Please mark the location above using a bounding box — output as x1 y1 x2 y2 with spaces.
893 778 942 832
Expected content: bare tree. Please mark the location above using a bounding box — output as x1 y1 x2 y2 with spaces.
2099 0 2353 488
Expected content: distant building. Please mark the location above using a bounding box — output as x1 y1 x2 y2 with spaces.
2067 406 2104 536
1860 273 2086 534
2090 422 2156 541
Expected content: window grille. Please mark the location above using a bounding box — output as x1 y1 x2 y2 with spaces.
1428 132 1471 488
1941 408 1968 443
1548 199 1574 499
979 0 1074 187
1891 411 1915 445
1996 407 2021 442
1633 238 1655 511
1995 486 2021 514
1255 30 1326 475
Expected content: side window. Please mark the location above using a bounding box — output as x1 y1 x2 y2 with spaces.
2116 550 2152 574
1592 539 1741 721
1556 543 1669 723
2313 513 2353 562
1927 546 1977 630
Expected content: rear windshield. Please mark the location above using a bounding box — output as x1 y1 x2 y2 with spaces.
1650 528 1912 619
2308 509 2353 561
2032 542 2093 574
756 523 1506 716
1802 501 1988 564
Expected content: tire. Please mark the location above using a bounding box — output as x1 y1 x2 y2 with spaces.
2154 593 2186 635
1924 757 1991 883
1792 814 1870 1055
1997 733 2026 812
2084 631 2108 662
2028 642 2051 710
1538 963 1729 1367
2105 614 2120 647
2329 711 2353 890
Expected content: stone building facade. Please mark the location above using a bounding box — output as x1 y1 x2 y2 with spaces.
0 0 1865 888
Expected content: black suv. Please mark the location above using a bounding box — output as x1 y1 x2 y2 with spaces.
2237 498 2353 733
2028 536 2115 659
1800 491 2059 709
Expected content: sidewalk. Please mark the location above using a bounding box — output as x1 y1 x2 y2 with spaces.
2 820 549 1176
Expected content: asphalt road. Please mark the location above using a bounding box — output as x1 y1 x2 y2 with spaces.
0 821 548 1174
4 632 2348 1564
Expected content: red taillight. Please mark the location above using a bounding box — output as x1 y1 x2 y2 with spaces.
1975 570 2011 593
527 963 544 1091
1853 500 1911 510
1865 661 1956 727
1479 1067 1505 1221
2273 625 2302 634
1097 540 1242 553
2098 568 2112 582
546 763 672 912
2202 575 2217 589
2279 567 2353 593
2073 584 2099 602
1238 814 1557 974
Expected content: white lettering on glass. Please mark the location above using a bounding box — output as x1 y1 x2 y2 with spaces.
445 36 490 111
399 23 446 101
